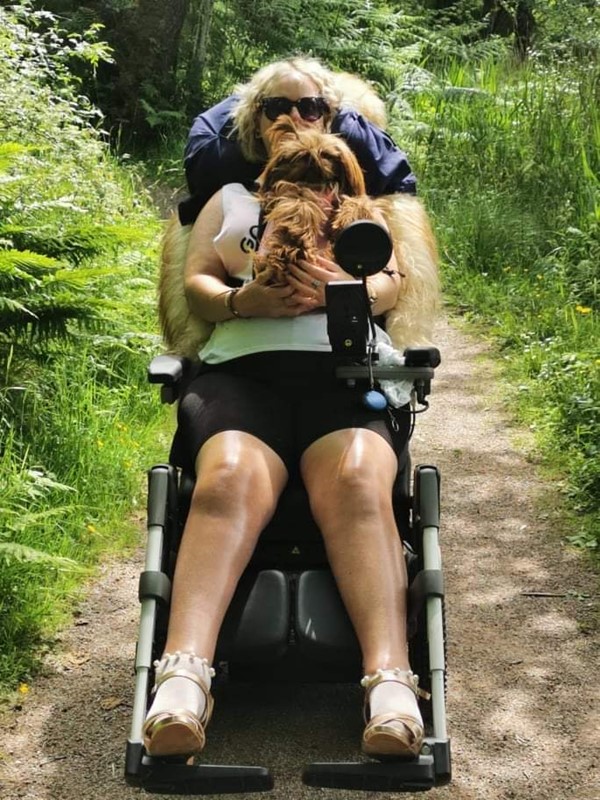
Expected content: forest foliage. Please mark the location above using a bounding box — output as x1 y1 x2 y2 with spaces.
0 4 169 689
0 0 598 690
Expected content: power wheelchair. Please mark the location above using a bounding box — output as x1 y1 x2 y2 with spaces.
124 222 451 794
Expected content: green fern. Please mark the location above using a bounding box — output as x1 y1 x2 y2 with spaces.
0 472 81 569
0 143 35 172
0 249 62 283
0 541 80 569
2 224 145 265
0 250 114 339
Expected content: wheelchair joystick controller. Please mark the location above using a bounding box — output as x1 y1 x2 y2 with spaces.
328 220 393 413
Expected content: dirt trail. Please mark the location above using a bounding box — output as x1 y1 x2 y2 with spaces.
1 318 598 800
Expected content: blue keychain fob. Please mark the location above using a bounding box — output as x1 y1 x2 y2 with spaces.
362 389 387 411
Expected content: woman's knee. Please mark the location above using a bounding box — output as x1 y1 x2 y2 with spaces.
191 433 286 519
309 461 392 523
303 430 397 518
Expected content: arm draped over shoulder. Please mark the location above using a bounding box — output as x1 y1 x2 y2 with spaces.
178 96 417 226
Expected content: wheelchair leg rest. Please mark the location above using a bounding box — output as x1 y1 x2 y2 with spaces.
125 740 274 795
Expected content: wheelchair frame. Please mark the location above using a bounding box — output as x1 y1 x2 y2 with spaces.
124 351 451 794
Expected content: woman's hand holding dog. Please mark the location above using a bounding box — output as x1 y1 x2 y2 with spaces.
286 253 401 316
286 255 354 308
234 278 319 318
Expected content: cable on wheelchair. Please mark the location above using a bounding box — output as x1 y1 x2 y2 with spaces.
390 387 430 444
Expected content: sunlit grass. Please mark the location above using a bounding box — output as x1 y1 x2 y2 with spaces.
398 55 599 551
0 341 174 688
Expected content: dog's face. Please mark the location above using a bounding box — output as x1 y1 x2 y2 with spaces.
260 117 366 197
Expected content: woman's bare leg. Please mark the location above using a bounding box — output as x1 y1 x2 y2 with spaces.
164 430 288 660
301 427 423 752
300 428 409 673
144 430 288 755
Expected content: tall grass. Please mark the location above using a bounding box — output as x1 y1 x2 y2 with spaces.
398 53 599 549
0 344 173 687
0 5 173 690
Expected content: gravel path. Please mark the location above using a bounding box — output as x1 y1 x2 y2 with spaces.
1 318 598 800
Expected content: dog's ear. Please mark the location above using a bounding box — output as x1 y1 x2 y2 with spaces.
333 139 366 196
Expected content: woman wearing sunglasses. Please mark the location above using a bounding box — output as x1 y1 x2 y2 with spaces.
178 57 416 227
143 57 435 763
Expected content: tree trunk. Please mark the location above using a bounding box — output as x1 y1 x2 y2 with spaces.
108 0 191 141
483 1 536 59
184 0 216 117
514 1 535 58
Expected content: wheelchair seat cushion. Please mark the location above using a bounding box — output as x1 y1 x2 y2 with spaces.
170 352 411 475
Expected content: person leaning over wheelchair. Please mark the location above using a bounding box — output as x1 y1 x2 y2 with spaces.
177 63 416 227
143 56 435 762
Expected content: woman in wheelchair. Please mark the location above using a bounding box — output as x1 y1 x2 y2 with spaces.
143 57 437 764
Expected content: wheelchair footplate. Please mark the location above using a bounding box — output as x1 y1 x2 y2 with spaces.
125 742 273 794
302 737 451 792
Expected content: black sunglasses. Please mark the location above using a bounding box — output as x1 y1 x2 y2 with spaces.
259 96 330 122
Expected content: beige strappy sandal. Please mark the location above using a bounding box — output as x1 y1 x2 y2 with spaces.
361 668 428 760
143 653 215 758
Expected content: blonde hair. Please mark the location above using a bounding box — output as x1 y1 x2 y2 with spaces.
231 57 342 162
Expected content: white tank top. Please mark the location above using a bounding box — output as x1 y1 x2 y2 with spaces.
211 183 260 280
200 183 390 363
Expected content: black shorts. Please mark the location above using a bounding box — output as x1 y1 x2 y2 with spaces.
170 352 411 475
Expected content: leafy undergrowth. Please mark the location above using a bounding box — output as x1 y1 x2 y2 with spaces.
0 6 173 690
395 51 599 553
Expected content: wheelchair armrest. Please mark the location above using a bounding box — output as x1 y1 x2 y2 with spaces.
147 355 191 404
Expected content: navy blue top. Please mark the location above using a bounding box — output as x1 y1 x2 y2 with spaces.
179 95 416 226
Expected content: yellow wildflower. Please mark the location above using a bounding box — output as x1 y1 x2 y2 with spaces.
575 305 592 314
18 683 29 695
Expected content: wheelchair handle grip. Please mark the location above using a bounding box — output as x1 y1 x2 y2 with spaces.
404 347 441 368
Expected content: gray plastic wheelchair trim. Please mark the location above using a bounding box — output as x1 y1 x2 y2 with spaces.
147 354 185 384
138 570 171 605
125 741 274 794
416 463 447 743
416 465 440 529
129 467 171 747
410 569 444 600
407 569 444 636
146 464 171 528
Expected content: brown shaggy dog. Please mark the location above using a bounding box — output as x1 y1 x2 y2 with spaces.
253 117 382 286
158 76 440 359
